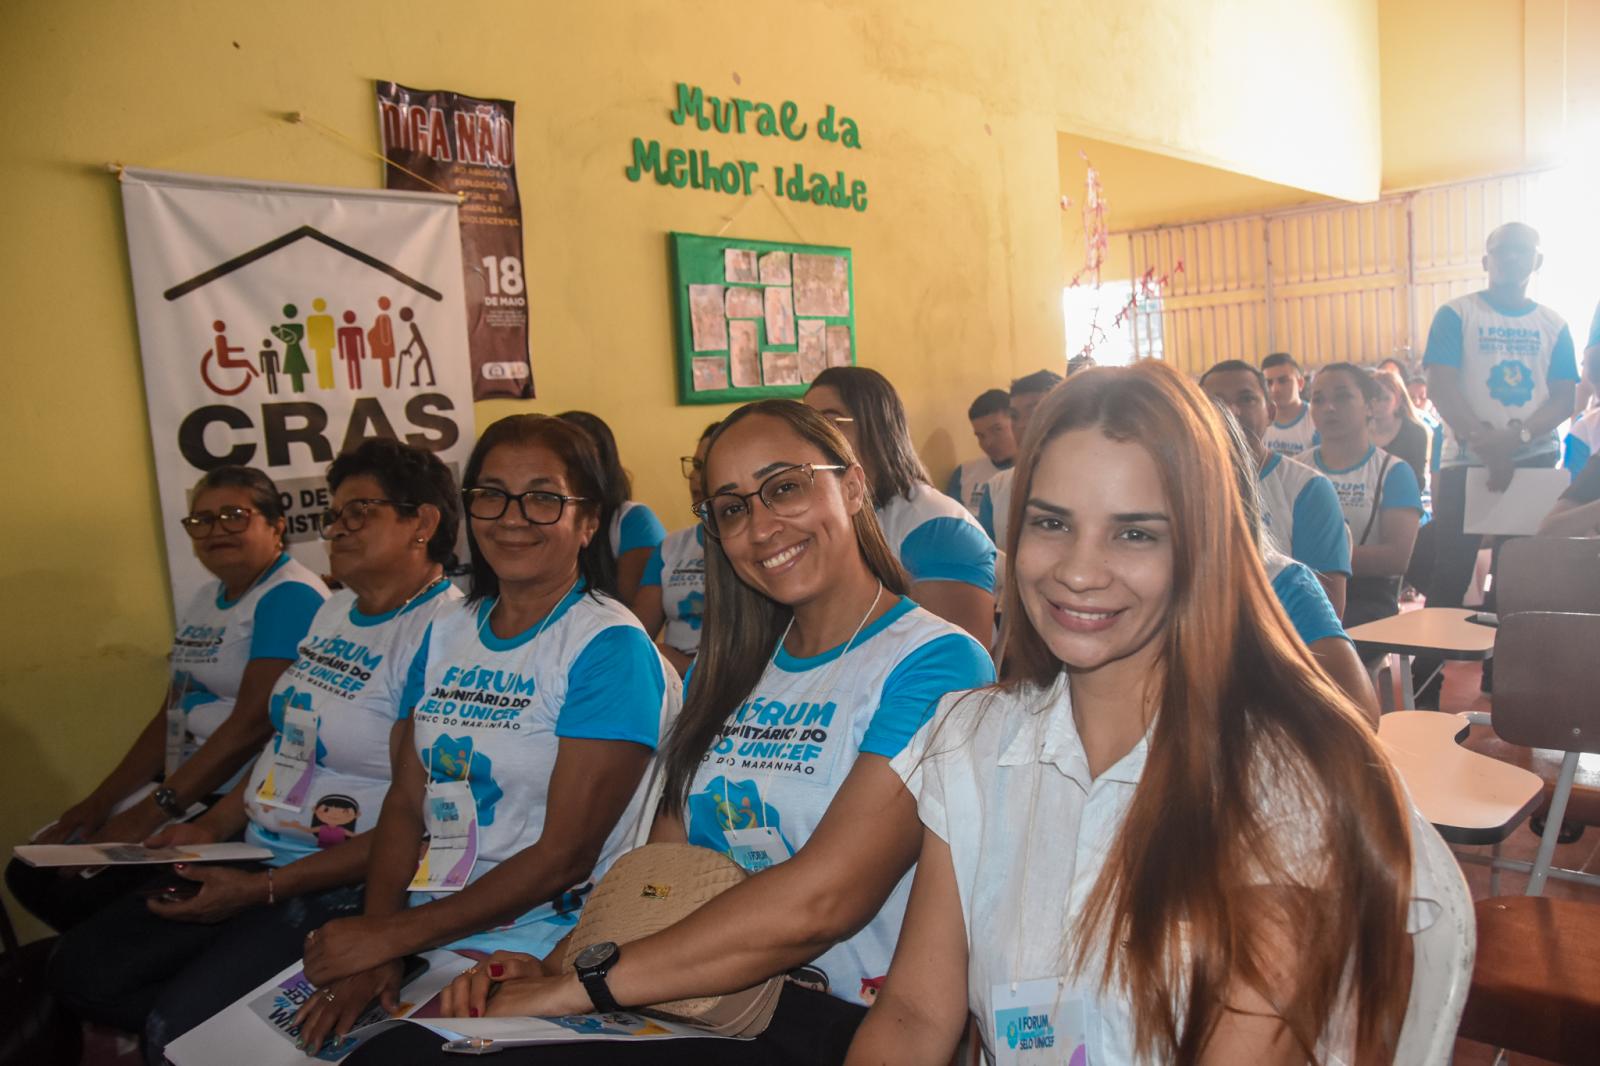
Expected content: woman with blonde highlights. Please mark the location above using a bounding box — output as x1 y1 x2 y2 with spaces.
849 361 1465 1065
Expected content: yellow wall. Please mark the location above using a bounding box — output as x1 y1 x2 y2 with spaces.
0 0 1381 937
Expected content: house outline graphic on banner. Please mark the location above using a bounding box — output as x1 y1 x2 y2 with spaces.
163 225 444 302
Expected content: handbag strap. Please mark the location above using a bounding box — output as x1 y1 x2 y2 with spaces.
1357 452 1393 547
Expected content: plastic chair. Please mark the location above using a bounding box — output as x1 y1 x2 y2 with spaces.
1393 814 1477 1065
1495 537 1600 617
1490 611 1600 894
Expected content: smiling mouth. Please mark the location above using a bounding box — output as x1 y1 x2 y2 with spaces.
760 540 809 570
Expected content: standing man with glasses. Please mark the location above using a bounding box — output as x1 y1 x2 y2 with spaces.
634 422 720 676
7 467 327 933
1413 222 1578 705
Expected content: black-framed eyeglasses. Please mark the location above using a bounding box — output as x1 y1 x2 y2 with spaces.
180 506 256 539
680 455 704 479
463 487 588 525
318 498 416 540
692 464 847 540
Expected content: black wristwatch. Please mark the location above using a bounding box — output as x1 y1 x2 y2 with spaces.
573 941 623 1013
151 786 186 819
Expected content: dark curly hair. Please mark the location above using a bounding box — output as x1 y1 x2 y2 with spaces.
326 438 461 565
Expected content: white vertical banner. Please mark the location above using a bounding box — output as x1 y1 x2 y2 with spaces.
120 168 477 610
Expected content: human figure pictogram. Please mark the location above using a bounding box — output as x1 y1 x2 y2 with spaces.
336 310 367 390
306 298 336 390
396 307 435 387
272 304 310 394
259 338 280 395
368 296 397 388
200 319 255 396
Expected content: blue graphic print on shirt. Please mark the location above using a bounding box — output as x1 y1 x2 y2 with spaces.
686 776 796 856
422 733 505 826
1487 359 1536 407
266 685 328 763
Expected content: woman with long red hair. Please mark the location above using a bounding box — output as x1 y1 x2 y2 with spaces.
849 361 1465 1065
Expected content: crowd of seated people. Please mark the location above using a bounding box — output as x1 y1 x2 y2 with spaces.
14 219 1600 1066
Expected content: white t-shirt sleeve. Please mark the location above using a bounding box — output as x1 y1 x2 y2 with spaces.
249 581 326 660
397 623 433 719
861 633 995 759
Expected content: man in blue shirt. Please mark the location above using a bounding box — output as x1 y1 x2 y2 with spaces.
1416 222 1578 703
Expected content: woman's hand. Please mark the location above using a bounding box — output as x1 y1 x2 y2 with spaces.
291 961 403 1056
146 863 266 924
88 800 165 846
302 914 404 985
437 951 556 1017
483 971 592 1019
35 794 115 845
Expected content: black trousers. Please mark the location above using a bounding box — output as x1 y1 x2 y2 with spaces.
344 983 868 1066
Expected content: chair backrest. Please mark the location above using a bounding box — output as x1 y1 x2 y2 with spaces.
1393 811 1476 1065
1492 612 1600 755
1495 537 1600 617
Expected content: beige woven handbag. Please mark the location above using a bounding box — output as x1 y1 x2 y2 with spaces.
560 843 784 1037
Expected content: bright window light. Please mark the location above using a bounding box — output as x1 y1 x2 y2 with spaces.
1061 282 1163 366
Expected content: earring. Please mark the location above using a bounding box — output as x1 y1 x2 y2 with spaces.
415 537 426 544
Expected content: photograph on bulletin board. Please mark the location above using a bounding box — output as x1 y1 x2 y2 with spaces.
670 232 854 405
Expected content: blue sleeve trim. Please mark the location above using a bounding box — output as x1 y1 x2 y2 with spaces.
397 624 433 720
860 634 996 759
899 517 997 591
617 505 668 556
1422 306 1464 369
1549 325 1580 382
249 583 325 660
975 485 996 541
1271 563 1349 647
640 543 666 587
1291 478 1353 576
1565 434 1592 477
557 626 664 748
1380 460 1424 512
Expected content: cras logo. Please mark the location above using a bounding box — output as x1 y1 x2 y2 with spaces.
163 225 460 476
1486 359 1536 407
421 732 504 826
683 777 795 855
267 685 328 764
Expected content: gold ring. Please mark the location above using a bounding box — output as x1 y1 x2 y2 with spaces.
324 990 336 1003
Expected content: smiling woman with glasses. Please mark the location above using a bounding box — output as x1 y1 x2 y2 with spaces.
295 414 680 1056
404 400 993 1066
46 440 466 1062
8 466 327 937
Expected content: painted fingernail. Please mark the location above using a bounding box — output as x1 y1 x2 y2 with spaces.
174 863 187 870
488 964 503 977
469 1007 480 1017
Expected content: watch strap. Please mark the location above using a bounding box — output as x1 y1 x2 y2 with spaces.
152 787 185 819
578 968 622 1013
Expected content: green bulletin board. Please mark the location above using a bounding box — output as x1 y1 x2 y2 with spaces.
670 232 855 405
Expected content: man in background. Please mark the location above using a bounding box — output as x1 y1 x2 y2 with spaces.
945 388 1015 516
1262 352 1317 458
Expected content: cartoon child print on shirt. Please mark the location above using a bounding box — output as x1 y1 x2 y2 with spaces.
309 794 359 848
859 975 886 1005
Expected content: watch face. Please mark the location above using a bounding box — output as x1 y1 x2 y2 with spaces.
575 941 617 971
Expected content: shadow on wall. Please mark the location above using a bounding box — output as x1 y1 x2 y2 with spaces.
919 427 956 493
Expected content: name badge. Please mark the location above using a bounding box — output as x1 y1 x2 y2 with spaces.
255 704 318 812
723 826 792 873
991 977 1091 1066
410 780 478 892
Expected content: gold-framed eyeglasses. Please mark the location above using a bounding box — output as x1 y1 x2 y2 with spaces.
318 498 415 539
180 506 256 539
692 463 846 540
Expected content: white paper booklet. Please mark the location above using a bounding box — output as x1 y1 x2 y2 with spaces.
13 841 272 868
1464 467 1570 535
414 1012 746 1046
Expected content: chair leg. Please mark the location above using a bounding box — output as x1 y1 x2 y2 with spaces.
1397 653 1417 709
1527 750 1580 896
1490 838 1502 896
1370 660 1393 714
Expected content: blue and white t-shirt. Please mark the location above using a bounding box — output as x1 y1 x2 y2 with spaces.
402 586 680 953
1265 550 1349 647
168 553 328 773
877 483 997 593
946 457 1008 518
1564 408 1600 477
1309 445 1424 549
1257 453 1352 577
1423 292 1578 466
1264 404 1318 459
244 580 459 867
974 468 1014 550
682 597 994 1006
609 500 668 560
640 525 706 656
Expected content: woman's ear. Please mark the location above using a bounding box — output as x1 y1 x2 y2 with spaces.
841 464 869 515
414 503 441 547
575 506 601 549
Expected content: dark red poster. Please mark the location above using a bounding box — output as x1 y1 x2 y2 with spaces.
376 80 534 399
